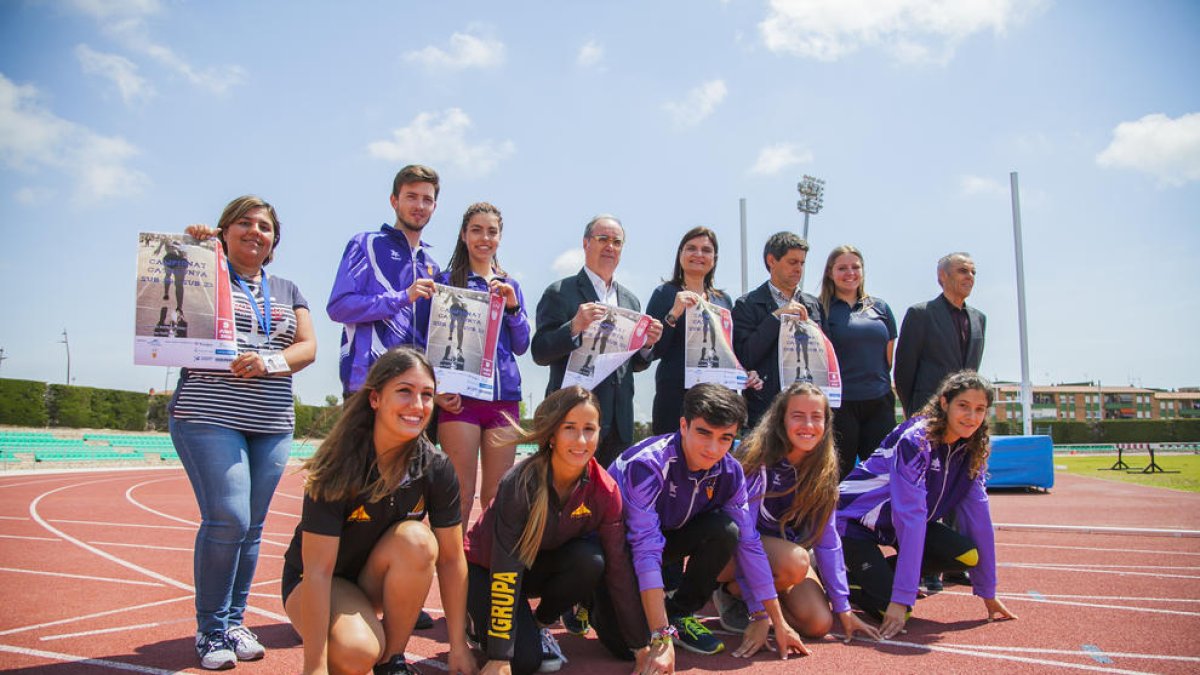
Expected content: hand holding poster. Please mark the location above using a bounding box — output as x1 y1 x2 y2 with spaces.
562 305 652 391
134 232 236 368
426 283 505 400
778 315 842 406
684 300 747 390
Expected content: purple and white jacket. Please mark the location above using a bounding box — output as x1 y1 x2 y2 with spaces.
327 225 439 395
609 433 777 614
747 460 851 614
836 416 997 607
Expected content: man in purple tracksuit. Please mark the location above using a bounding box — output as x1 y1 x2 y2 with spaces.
327 164 442 397
609 383 807 659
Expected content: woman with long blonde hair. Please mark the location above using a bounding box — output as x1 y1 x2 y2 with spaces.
713 383 880 642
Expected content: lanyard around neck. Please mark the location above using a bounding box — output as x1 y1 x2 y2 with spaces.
228 264 271 338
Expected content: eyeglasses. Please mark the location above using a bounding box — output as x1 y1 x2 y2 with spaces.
590 234 624 249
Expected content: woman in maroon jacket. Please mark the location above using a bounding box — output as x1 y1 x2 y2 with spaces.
464 386 665 675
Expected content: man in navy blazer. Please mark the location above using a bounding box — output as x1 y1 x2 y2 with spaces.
532 214 663 467
894 252 986 417
732 232 824 429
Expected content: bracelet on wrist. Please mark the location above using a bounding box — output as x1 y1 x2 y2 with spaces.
649 624 677 646
748 609 769 623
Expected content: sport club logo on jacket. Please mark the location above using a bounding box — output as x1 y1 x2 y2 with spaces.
347 506 371 523
569 503 592 519
406 496 427 519
488 572 517 639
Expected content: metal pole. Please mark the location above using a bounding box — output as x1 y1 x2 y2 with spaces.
800 211 811 288
739 198 748 297
60 329 72 385
1009 172 1032 436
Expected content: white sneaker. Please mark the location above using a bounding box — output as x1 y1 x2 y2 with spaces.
537 627 568 672
195 631 236 671
225 625 265 661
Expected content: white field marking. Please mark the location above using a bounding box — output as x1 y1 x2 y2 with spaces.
126 477 195 526
29 477 290 624
941 590 1200 617
1006 591 1200 603
0 594 192 636
273 491 304 501
268 507 300 518
0 466 178 480
999 562 1200 580
251 577 280 587
41 617 192 641
829 634 1155 674
0 514 27 520
48 518 194 531
998 541 1200 557
89 541 192 552
0 533 59 542
994 522 1200 538
1007 563 1200 570
0 566 164 587
0 643 179 673
935 643 1200 662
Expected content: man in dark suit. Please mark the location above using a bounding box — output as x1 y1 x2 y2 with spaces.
732 232 824 429
532 214 663 467
894 252 986 417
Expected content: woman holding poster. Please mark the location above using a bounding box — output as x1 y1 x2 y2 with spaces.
646 227 760 434
431 202 529 527
168 196 316 670
817 246 899 478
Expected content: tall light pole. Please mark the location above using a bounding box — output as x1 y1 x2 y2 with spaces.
60 329 71 385
796 174 825 287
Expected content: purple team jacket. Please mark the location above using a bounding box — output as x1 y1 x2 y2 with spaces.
747 460 852 614
609 433 778 614
327 225 440 394
836 416 998 607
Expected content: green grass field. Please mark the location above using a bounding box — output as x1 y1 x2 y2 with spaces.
1054 454 1200 493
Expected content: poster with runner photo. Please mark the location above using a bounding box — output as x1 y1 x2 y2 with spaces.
425 283 504 400
778 315 842 407
562 305 652 391
133 232 236 368
683 300 747 390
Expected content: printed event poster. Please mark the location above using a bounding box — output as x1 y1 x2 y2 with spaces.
778 315 843 407
426 283 505 400
683 300 747 390
134 232 236 368
562 305 653 391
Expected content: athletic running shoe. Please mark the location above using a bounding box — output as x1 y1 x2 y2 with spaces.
537 627 568 672
670 615 725 655
943 571 972 587
711 585 750 634
195 630 236 671
921 573 943 594
224 625 265 661
415 609 435 630
374 654 421 674
561 605 590 636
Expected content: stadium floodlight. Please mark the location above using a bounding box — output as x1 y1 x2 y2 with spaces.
796 174 825 242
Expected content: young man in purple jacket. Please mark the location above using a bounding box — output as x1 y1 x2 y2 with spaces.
327 164 442 397
609 383 807 659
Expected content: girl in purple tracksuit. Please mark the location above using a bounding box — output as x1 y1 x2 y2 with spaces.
836 371 1018 640
417 202 530 527
721 383 881 642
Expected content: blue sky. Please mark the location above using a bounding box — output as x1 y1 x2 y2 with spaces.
1 0 1197 419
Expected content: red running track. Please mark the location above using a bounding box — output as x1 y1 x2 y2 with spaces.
0 466 1198 674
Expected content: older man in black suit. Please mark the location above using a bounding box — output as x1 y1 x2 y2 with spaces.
894 252 986 417
532 214 663 468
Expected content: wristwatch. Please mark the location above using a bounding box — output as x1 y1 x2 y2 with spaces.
663 312 678 327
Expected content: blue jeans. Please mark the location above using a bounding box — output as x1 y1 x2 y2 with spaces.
170 417 291 634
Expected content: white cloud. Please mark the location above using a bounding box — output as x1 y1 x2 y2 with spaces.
367 108 515 178
551 249 585 277
959 174 1007 197
405 28 506 70
663 79 727 129
1096 112 1200 187
750 143 813 175
69 0 244 95
14 186 54 205
759 0 1037 64
577 40 604 68
76 44 154 103
0 74 149 201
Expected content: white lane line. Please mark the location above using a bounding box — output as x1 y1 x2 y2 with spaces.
0 515 28 520
0 595 192 636
832 634 1155 674
29 477 289 625
0 533 60 542
268 508 300 518
0 566 164 587
998 542 1200 557
0 642 179 673
1010 592 1200 603
937 643 1200 662
48 518 194 531
90 541 193 552
1006 563 1200 571
999 563 1200 580
994 522 1200 538
273 491 303 501
125 477 194 526
41 617 193 641
942 590 1200 617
